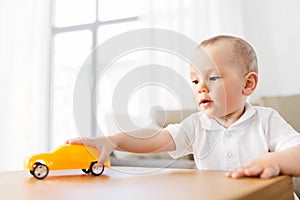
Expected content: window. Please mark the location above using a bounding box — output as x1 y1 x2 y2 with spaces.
54 0 96 27
52 30 92 147
50 0 143 149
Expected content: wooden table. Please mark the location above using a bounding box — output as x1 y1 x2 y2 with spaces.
0 167 294 200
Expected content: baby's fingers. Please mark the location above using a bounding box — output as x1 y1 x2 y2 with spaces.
244 165 263 176
226 165 263 178
98 147 112 166
227 167 246 178
66 137 85 144
260 167 280 179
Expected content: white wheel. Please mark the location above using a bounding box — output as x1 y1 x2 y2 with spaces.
33 163 49 179
90 162 104 176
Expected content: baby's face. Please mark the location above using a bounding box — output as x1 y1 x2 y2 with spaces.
190 41 246 119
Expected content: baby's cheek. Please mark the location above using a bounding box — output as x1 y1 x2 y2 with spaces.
213 84 227 105
224 85 243 108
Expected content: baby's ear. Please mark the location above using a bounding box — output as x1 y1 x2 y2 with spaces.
242 72 258 96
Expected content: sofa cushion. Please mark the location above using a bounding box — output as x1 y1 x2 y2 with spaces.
252 94 300 132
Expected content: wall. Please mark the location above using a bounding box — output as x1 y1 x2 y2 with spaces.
241 0 300 100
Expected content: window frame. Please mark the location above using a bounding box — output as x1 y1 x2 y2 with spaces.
49 0 138 150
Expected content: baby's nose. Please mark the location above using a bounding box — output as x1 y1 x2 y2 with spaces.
197 80 209 93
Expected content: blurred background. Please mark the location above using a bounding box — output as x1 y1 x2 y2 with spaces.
0 0 300 171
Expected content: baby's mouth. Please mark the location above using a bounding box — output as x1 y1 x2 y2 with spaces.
199 99 213 107
200 99 212 104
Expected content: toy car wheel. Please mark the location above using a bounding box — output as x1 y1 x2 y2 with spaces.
90 162 104 176
32 163 49 179
82 169 90 174
30 162 40 175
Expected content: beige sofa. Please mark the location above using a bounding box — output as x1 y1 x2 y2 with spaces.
252 94 300 132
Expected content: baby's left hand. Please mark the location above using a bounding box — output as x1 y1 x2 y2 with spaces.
225 153 281 179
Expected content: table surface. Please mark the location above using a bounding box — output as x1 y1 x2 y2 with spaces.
0 167 294 200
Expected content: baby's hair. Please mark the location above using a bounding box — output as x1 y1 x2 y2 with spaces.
200 35 258 74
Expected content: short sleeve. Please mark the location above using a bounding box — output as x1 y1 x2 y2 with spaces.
267 109 300 151
165 114 199 158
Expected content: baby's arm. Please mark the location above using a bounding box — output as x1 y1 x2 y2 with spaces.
66 129 176 165
226 145 300 178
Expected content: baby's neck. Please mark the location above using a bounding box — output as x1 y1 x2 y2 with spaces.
214 106 246 128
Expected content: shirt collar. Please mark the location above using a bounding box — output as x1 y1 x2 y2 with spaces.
200 103 256 131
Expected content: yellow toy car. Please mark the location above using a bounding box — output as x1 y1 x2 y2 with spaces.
24 144 110 179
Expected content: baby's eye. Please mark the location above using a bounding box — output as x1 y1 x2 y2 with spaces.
191 80 198 84
209 76 221 81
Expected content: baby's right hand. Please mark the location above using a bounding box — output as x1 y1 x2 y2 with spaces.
66 137 116 166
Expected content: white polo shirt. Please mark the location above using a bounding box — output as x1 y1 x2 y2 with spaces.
166 103 300 170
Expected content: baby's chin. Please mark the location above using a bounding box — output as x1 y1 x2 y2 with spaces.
201 108 225 119
200 109 214 118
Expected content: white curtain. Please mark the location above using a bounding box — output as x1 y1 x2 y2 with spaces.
145 0 244 45
0 0 51 171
